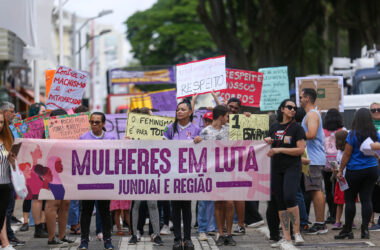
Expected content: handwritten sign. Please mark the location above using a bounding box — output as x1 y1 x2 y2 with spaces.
44 113 90 139
105 113 127 139
229 114 269 140
17 138 270 200
295 76 344 112
259 66 289 111
176 56 226 98
46 66 89 110
219 69 263 107
14 114 47 139
126 112 174 140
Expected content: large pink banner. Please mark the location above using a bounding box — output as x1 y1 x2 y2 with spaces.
16 138 270 200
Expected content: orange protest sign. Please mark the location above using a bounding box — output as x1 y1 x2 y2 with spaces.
44 113 90 139
45 69 55 99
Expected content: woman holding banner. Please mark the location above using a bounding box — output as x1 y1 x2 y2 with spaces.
163 99 201 250
265 99 306 248
78 112 115 250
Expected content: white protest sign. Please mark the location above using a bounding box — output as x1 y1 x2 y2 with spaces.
176 56 226 98
46 66 89 110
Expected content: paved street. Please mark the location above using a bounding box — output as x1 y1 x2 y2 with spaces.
10 200 380 250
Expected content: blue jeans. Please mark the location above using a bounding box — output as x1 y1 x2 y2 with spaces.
68 200 80 226
197 201 216 233
296 185 308 226
7 184 15 239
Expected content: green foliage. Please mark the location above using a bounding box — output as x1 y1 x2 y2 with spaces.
126 0 218 66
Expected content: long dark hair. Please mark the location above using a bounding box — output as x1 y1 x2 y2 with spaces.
172 99 193 136
351 108 378 146
323 108 343 131
276 99 295 122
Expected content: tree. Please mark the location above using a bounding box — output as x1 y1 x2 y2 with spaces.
196 0 324 71
126 0 218 66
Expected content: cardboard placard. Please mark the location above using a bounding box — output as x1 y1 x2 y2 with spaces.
14 114 48 139
296 76 344 112
176 56 226 98
44 113 90 139
229 114 269 140
126 112 174 140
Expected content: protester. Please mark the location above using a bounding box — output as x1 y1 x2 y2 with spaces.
44 109 74 246
68 105 89 236
0 110 17 250
332 130 348 230
265 99 305 248
20 102 47 233
322 108 344 225
202 112 213 127
299 88 328 234
369 102 380 230
78 112 115 250
163 99 201 250
194 105 236 246
335 108 379 239
128 107 163 246
0 102 25 246
110 200 131 236
225 97 264 232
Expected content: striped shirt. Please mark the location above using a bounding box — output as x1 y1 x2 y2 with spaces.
0 144 11 184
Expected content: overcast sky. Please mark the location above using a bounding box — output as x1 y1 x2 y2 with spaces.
63 0 157 62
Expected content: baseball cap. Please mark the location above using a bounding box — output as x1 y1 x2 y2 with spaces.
203 112 213 120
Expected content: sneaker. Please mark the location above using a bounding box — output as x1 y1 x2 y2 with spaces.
215 234 225 246
305 223 328 235
198 232 208 241
1 245 16 250
34 223 48 238
271 239 286 248
271 239 295 249
369 223 380 231
247 220 264 228
224 234 236 246
232 225 246 236
96 232 103 241
10 216 22 224
78 239 88 250
9 236 25 246
128 235 137 245
47 237 66 246
332 222 343 230
19 223 29 232
60 236 75 244
294 233 304 246
115 231 126 236
104 238 114 250
173 239 182 250
160 224 171 235
151 234 163 246
300 224 309 233
183 239 194 249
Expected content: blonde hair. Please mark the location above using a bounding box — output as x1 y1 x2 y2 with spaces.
370 102 380 109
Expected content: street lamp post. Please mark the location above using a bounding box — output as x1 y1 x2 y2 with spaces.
76 10 113 70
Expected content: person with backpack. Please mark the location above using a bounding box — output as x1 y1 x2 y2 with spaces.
322 109 344 225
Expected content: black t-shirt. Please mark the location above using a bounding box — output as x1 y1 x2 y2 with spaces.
269 121 306 173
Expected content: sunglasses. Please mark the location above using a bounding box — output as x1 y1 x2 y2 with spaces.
371 108 380 113
285 105 297 111
89 120 102 125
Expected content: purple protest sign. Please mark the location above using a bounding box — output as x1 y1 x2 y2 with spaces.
105 113 127 139
150 90 177 111
109 67 175 86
